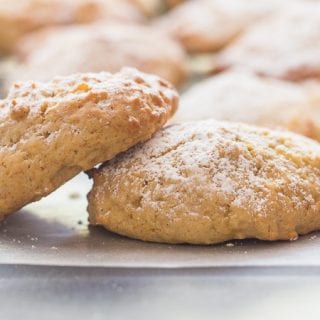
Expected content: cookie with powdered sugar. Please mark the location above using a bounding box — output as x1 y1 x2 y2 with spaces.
0 68 178 219
88 120 320 244
0 0 143 54
8 23 187 89
172 71 320 141
155 0 292 53
216 3 320 81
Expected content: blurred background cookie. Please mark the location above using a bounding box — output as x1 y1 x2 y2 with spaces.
0 0 144 55
155 0 292 53
172 71 320 140
5 23 187 90
216 2 320 81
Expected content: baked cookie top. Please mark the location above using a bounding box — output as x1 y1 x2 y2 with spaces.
172 71 320 140
216 3 320 81
8 23 187 88
88 120 320 244
0 68 178 218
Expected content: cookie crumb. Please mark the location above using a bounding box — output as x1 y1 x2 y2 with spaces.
69 192 81 199
225 243 234 247
309 235 317 240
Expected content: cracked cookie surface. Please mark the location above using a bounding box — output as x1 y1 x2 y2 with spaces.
0 68 178 219
88 120 320 244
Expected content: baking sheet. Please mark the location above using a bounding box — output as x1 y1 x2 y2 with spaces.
2 265 320 320
1 173 320 268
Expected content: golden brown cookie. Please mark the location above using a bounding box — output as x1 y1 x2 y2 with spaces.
0 0 143 54
172 71 320 141
216 3 320 81
88 120 320 244
155 0 291 53
0 68 178 219
7 23 187 88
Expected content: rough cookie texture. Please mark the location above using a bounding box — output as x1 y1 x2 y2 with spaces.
88 120 320 244
0 68 178 219
8 24 187 88
216 3 320 81
172 71 320 141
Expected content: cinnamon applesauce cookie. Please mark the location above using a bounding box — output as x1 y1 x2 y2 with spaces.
7 23 187 88
88 120 320 244
0 68 178 219
155 0 291 53
216 3 320 81
172 71 320 141
0 0 143 54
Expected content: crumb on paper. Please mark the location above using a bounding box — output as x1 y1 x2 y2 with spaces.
78 220 83 225
225 243 234 247
310 235 317 240
69 191 81 199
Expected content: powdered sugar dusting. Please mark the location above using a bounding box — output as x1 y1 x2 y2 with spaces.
91 119 320 244
102 120 320 218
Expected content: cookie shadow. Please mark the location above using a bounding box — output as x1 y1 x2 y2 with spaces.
0 209 87 247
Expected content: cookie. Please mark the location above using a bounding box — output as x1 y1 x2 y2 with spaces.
216 3 320 81
0 68 178 219
0 0 143 54
88 120 320 244
172 71 320 141
7 23 187 88
155 0 291 53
